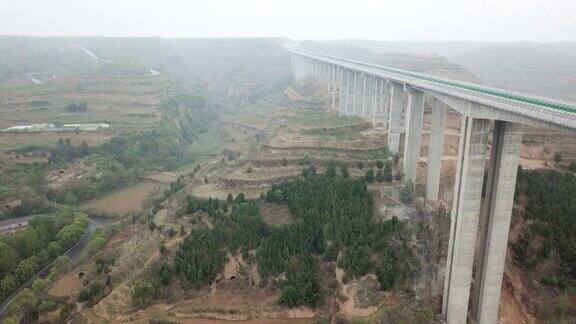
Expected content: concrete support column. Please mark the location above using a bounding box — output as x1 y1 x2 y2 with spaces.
331 65 337 111
382 80 391 131
365 76 374 121
339 69 348 116
345 70 353 116
352 72 358 116
471 121 522 324
443 117 491 324
372 77 379 125
361 73 367 118
387 82 405 154
402 89 425 184
426 98 446 200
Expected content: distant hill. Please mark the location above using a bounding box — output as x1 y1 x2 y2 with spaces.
452 43 576 102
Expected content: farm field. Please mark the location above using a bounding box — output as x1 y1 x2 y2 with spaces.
82 181 164 217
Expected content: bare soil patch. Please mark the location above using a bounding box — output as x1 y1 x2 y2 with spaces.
192 183 266 200
144 171 178 184
258 201 293 227
48 272 82 298
83 181 161 216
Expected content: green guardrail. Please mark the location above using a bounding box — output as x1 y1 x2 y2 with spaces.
307 52 576 115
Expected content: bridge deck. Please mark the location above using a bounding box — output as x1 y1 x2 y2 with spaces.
291 50 576 130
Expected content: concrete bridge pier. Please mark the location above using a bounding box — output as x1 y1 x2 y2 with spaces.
382 79 391 131
363 75 374 120
402 88 425 184
331 65 337 111
471 120 522 324
371 77 380 126
387 81 405 154
443 117 491 324
339 69 349 116
361 73 367 118
426 98 447 200
346 70 354 116
352 72 359 116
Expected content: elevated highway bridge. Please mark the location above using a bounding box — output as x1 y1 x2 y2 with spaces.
288 49 576 324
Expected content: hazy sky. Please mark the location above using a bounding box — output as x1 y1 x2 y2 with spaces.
2 0 575 42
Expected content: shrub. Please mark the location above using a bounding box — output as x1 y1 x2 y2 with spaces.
376 160 384 169
158 262 172 285
227 193 233 204
383 162 393 182
38 298 56 314
65 101 88 112
32 278 50 294
365 169 375 183
77 281 104 304
376 260 396 291
325 161 336 178
234 192 246 204
554 152 562 163
400 181 415 204
376 169 384 182
357 162 364 170
8 288 37 319
569 161 576 172
279 285 299 307
267 188 285 203
340 164 349 178
132 280 156 308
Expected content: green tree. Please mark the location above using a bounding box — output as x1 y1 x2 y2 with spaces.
0 241 18 278
400 181 415 204
158 262 172 285
15 256 39 284
554 152 562 163
375 169 383 182
325 161 336 178
383 161 393 182
132 281 156 307
227 193 233 204
1 275 17 298
376 160 384 169
32 278 50 294
376 260 396 291
235 192 246 204
365 169 375 183
174 229 226 287
340 164 349 178
7 288 36 319
47 242 62 258
279 285 299 307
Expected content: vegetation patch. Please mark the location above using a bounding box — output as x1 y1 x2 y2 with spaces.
168 169 417 309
